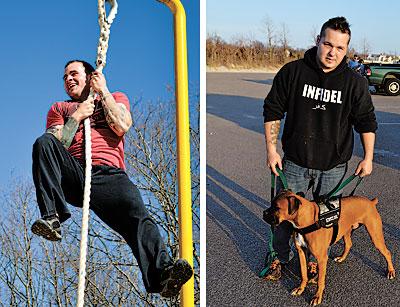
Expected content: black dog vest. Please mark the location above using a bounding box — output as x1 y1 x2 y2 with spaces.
294 196 341 246
318 197 341 228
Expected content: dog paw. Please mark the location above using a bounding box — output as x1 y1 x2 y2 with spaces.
334 256 346 263
291 287 305 296
387 270 396 279
310 295 322 306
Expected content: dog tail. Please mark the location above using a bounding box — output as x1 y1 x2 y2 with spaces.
371 198 378 206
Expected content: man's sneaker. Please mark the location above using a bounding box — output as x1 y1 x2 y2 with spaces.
263 259 282 281
307 261 318 283
31 216 62 242
160 259 193 298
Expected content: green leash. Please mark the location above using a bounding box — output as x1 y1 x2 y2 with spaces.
259 168 287 278
326 174 363 198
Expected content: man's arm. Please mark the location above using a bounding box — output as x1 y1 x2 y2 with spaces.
100 91 132 136
264 120 282 176
263 66 290 176
355 132 375 177
90 71 132 136
351 76 377 177
46 118 79 148
46 97 95 148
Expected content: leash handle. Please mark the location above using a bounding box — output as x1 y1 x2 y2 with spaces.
271 167 289 191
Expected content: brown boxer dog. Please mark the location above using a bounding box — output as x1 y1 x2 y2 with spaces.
264 190 395 306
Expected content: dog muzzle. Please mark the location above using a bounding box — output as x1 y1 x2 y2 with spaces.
263 208 278 226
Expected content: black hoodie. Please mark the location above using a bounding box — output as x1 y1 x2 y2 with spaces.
263 47 377 170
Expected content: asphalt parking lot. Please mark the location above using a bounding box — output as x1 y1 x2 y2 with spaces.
206 72 400 306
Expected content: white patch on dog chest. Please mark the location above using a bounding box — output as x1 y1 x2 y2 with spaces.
295 233 308 248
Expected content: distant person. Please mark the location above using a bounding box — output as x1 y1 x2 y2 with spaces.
31 60 193 297
358 58 367 76
348 54 360 70
263 17 377 281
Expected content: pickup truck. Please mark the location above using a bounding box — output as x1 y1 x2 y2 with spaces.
365 63 400 96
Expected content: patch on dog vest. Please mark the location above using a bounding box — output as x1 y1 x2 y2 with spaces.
318 197 341 228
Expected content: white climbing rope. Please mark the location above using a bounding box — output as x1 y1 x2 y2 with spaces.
76 1 118 306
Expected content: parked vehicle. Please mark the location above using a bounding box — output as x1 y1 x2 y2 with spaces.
365 63 400 96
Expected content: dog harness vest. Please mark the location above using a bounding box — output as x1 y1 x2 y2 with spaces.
318 197 341 228
294 197 341 246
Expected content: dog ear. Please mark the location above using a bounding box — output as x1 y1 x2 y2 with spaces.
288 196 301 215
296 191 305 198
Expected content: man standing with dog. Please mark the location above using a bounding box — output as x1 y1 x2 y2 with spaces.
262 17 377 281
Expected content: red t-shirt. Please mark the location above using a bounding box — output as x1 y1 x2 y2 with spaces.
46 92 130 170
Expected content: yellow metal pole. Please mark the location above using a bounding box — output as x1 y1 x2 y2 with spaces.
156 1 194 306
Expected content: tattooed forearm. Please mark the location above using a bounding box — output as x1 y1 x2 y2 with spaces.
269 120 281 145
265 120 281 147
60 117 79 148
101 93 132 136
46 125 63 140
45 117 79 149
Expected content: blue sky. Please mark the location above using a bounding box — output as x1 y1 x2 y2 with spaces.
0 0 199 187
207 0 400 54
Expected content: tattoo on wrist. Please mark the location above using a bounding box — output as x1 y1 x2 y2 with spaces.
101 91 112 100
270 120 281 144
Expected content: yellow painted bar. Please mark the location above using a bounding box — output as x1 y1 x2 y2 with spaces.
156 1 194 306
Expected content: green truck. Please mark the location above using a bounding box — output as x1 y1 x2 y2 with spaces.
365 63 400 96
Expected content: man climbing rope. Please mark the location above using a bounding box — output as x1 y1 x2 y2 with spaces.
31 60 193 298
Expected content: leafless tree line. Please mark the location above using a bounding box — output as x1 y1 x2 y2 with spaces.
207 17 303 69
0 93 200 306
207 15 373 69
206 33 303 69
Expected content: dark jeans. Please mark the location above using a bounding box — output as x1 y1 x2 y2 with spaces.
32 133 173 292
273 158 347 263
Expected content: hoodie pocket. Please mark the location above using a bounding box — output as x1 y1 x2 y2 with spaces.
283 133 342 170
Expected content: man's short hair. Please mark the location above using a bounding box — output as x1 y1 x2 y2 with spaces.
65 60 95 76
320 17 351 42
